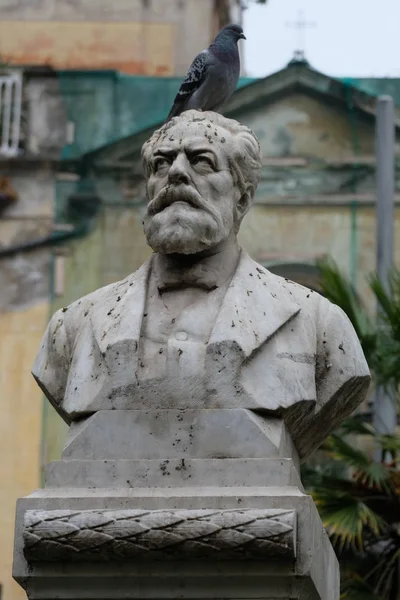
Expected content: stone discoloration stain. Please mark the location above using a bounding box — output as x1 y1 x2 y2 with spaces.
277 352 316 365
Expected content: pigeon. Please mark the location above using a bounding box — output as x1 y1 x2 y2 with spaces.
166 24 246 122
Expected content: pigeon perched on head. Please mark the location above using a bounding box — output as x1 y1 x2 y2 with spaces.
166 24 245 122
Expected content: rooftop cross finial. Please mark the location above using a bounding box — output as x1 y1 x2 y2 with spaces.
286 9 316 61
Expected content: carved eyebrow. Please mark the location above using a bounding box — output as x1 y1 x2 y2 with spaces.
153 148 176 158
185 147 216 157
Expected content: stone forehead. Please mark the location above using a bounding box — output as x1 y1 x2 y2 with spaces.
148 119 234 153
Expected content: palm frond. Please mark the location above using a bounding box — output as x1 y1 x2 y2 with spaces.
341 578 382 600
377 432 400 456
373 546 400 599
374 334 400 388
335 417 399 465
314 490 385 550
370 271 400 339
336 415 375 437
304 469 361 494
325 434 391 490
316 257 376 361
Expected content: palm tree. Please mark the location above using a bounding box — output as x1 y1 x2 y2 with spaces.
303 258 400 599
303 415 400 600
317 257 400 395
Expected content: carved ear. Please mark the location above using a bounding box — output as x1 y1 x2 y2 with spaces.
236 185 254 220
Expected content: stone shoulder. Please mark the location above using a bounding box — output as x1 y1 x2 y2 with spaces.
248 259 361 348
250 259 327 318
50 263 149 336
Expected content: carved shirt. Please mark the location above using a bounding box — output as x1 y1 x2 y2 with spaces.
137 248 237 388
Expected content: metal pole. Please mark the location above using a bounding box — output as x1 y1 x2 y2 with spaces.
374 96 397 449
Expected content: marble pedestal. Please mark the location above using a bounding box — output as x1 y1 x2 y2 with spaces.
13 410 339 599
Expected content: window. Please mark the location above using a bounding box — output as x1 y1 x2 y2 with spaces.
0 72 22 157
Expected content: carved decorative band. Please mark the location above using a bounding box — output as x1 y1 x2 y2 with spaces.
23 508 296 562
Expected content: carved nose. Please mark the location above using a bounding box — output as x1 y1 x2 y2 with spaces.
168 156 190 185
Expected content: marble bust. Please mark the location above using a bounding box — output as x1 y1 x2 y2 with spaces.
32 110 370 460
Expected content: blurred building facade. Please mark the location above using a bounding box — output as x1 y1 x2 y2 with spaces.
1 4 400 599
0 0 243 75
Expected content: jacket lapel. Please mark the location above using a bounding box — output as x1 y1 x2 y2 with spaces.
208 251 301 361
91 251 300 381
92 258 151 374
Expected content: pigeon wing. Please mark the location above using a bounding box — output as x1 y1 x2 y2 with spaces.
166 50 209 121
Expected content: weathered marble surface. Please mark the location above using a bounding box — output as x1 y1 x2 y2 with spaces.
14 110 370 600
44 457 303 489
14 487 338 600
62 409 298 460
33 252 370 458
23 508 296 562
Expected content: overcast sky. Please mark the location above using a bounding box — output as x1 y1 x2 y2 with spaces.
243 0 400 79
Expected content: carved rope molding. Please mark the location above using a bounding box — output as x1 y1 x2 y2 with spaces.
23 508 296 562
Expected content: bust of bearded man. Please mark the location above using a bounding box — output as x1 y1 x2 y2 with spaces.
33 110 370 461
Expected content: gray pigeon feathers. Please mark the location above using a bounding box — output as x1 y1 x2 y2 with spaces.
166 24 245 122
173 51 208 101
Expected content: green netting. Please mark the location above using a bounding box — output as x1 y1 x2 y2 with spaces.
55 68 400 163
341 77 400 105
56 70 257 160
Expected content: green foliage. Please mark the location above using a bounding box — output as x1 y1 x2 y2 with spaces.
317 257 400 397
304 417 400 599
316 257 376 362
341 579 386 600
306 260 400 599
370 271 400 390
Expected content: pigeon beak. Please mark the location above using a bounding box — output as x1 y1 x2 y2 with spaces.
240 33 246 40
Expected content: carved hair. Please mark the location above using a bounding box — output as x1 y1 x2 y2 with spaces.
142 110 262 195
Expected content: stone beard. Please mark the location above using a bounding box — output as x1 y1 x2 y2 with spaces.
144 187 231 256
32 110 370 461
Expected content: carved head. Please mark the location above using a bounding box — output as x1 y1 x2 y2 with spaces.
141 110 262 255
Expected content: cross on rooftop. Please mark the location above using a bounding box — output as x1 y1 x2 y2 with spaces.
286 10 316 60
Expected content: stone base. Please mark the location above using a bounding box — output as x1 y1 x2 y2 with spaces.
44 458 304 489
13 486 339 600
13 411 339 599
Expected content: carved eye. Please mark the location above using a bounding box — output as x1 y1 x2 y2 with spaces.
191 155 215 171
153 157 171 173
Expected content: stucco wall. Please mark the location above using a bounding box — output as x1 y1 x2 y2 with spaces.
244 92 379 159
0 302 48 600
239 205 400 309
0 157 54 600
0 162 54 311
0 0 215 75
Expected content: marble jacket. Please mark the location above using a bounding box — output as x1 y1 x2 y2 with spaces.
32 251 370 459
